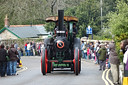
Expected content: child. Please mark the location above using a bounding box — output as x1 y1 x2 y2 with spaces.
87 47 90 59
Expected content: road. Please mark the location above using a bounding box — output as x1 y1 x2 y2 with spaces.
0 56 105 85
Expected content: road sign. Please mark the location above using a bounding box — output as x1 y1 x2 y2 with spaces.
86 26 92 34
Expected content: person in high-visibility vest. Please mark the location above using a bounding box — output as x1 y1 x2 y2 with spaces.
17 47 22 67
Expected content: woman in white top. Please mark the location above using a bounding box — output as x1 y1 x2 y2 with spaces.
27 42 31 56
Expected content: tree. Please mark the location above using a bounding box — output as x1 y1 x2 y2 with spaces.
0 0 85 29
65 0 101 37
107 0 128 61
107 0 128 42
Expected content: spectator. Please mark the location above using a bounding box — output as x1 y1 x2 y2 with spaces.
81 41 85 58
24 42 28 56
89 42 94 59
96 44 101 64
41 42 44 50
37 42 41 56
17 47 21 68
0 44 8 77
83 45 87 59
36 42 39 55
91 45 95 60
14 42 18 50
109 41 120 85
123 45 128 74
32 41 36 56
20 48 23 56
8 44 19 75
98 44 107 71
27 42 31 56
6 46 11 76
87 47 91 59
30 42 33 56
120 39 128 77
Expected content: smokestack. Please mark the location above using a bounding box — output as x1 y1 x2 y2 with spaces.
58 10 64 31
4 15 9 27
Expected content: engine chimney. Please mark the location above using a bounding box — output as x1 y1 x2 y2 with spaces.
58 10 64 30
58 10 64 36
4 15 9 27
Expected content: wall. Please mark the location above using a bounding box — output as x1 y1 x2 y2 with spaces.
0 30 18 40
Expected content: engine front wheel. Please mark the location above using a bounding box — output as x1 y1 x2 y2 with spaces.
41 48 48 75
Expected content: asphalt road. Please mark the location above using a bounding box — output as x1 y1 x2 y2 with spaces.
0 56 105 85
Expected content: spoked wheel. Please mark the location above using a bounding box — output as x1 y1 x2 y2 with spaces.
73 47 80 75
41 48 48 75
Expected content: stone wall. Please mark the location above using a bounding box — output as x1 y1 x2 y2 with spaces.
0 30 18 40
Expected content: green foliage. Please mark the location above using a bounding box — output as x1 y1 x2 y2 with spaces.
65 0 101 37
44 22 55 32
35 38 43 42
0 0 85 29
107 0 128 41
107 0 128 61
93 28 112 40
115 41 124 62
64 0 117 38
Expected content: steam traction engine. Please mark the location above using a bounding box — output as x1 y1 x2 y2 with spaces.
41 10 81 75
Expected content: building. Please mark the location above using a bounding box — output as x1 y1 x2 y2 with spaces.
0 15 49 40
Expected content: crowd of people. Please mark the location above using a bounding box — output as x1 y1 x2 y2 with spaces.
24 41 44 56
0 44 21 77
81 39 128 85
81 40 110 67
0 41 44 77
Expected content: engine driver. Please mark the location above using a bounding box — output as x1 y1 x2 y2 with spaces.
73 23 78 38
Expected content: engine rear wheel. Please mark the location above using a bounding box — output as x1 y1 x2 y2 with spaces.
74 47 80 75
79 52 81 73
41 48 48 75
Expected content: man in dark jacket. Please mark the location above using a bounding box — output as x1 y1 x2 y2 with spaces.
0 44 8 77
8 44 19 75
98 44 107 71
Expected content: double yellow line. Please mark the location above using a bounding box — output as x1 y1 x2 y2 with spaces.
17 66 28 73
102 69 114 85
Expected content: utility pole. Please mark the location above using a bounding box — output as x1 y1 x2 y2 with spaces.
100 0 103 29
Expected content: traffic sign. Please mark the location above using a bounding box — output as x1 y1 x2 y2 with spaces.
86 26 92 34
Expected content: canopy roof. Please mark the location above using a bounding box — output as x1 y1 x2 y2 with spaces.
46 16 78 22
